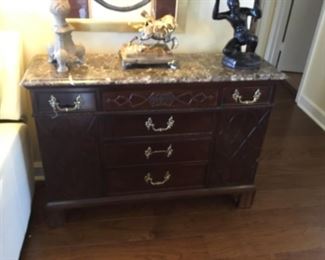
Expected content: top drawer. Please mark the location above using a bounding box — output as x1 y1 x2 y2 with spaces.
102 89 219 111
222 85 273 106
34 91 96 115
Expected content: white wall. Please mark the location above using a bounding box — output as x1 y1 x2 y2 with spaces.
256 0 276 57
0 0 242 64
0 1 53 66
297 2 325 131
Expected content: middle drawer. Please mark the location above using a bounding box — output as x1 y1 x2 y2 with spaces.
102 139 211 167
101 112 214 139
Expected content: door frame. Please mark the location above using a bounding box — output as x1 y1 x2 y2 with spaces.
263 0 293 66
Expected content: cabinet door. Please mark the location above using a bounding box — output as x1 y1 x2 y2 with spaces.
213 108 271 186
36 115 103 201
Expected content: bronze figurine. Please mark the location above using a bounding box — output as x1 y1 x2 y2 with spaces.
213 0 262 69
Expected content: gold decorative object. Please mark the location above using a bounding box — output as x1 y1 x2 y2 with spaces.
232 89 262 105
145 116 175 132
144 171 171 186
144 145 174 159
119 11 178 69
48 94 82 118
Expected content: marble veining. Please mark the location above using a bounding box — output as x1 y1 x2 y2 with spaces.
21 53 287 88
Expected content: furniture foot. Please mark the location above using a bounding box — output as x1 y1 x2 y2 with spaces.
236 191 256 209
46 208 65 228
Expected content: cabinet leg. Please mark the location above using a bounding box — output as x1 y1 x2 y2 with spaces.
46 208 65 228
236 191 256 209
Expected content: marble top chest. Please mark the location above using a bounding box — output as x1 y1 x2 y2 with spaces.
22 53 286 227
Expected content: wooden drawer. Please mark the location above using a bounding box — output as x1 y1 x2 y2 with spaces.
222 85 273 106
106 163 207 195
34 91 96 115
101 112 214 138
102 89 218 111
102 139 211 167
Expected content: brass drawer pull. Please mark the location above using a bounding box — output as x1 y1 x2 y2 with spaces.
232 89 261 105
144 171 171 186
48 95 81 118
145 116 175 132
144 145 173 159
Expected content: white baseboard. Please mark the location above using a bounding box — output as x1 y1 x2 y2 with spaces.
33 161 45 181
297 94 325 131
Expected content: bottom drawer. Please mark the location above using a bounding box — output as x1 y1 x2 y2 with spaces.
106 164 207 195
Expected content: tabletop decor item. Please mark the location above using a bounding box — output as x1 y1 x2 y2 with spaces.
48 0 85 73
212 0 262 69
119 10 178 69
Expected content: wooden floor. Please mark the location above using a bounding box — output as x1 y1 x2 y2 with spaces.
21 86 325 260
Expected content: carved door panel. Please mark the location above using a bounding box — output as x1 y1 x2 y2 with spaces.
36 115 103 201
213 108 271 186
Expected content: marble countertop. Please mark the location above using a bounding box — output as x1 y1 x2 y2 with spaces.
21 53 287 88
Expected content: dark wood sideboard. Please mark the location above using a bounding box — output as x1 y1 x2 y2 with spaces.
22 53 286 227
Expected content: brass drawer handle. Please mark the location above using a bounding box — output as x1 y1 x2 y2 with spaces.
145 116 175 132
232 89 261 105
144 145 173 159
48 95 81 118
144 171 171 186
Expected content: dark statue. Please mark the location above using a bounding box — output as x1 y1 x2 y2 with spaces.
213 0 262 69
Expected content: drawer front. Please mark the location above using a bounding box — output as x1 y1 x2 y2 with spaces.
106 164 207 194
222 85 273 106
35 91 96 114
102 139 211 167
102 89 218 111
101 112 214 138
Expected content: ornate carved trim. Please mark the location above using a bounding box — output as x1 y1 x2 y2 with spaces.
104 91 218 109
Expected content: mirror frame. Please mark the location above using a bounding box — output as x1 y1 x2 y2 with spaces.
67 0 188 32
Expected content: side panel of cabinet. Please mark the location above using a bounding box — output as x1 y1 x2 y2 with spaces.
35 115 103 201
212 108 271 186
